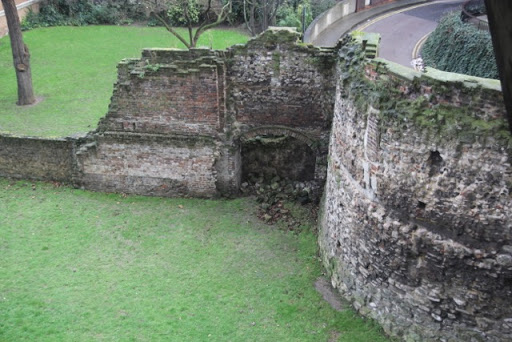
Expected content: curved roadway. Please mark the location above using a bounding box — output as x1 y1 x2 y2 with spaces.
356 0 465 67
312 0 465 68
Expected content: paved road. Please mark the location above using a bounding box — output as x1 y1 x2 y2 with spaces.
358 0 465 67
310 0 428 47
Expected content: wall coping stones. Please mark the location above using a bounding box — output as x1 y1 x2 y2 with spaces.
372 57 502 91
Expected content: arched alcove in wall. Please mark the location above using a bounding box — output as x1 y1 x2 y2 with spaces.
238 126 319 183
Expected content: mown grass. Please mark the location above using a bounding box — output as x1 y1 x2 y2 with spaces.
0 179 391 342
0 26 249 138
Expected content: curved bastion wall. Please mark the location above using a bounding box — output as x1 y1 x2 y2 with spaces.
319 41 512 341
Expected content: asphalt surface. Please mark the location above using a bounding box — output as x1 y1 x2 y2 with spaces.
358 0 465 67
310 0 428 47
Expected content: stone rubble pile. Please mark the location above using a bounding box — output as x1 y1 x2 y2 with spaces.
239 173 321 231
240 172 322 206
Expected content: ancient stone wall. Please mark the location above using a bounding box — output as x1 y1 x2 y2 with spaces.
227 33 334 134
0 135 75 182
98 50 226 136
76 28 336 198
319 41 512 342
76 133 218 197
0 29 335 197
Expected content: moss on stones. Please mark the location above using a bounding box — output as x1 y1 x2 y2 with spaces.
337 39 511 148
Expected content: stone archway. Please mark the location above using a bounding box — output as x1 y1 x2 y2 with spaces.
239 126 320 183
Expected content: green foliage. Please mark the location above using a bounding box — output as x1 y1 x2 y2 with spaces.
463 0 486 15
277 0 313 31
277 4 301 28
167 0 201 26
0 179 392 342
310 0 337 18
421 12 498 79
21 0 146 30
147 14 165 27
226 0 334 27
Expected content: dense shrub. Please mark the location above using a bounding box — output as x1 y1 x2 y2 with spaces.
225 0 335 32
310 0 336 18
21 0 146 30
277 1 313 30
166 0 200 26
274 0 336 32
421 12 498 79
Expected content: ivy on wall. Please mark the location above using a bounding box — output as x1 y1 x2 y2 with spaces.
421 12 498 79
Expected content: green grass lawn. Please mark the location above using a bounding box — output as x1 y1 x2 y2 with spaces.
0 179 391 342
0 26 249 138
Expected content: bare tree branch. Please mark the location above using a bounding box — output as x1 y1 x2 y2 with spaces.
144 0 232 48
243 0 284 36
193 1 232 46
151 10 191 49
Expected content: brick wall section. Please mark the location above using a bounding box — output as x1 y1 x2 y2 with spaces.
319 46 512 342
77 133 217 197
84 48 231 197
0 135 75 182
99 52 226 136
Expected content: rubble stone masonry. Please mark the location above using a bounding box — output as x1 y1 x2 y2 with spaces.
75 28 336 197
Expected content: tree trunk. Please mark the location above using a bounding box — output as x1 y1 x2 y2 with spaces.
250 2 256 34
485 0 512 133
1 0 36 105
262 0 269 32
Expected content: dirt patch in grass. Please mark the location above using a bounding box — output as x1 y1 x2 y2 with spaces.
329 330 342 342
315 277 344 312
21 96 45 108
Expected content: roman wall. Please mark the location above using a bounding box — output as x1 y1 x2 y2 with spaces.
0 135 75 182
75 28 336 197
319 41 512 342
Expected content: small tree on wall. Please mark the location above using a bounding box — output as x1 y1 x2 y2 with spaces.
1 0 36 105
144 0 232 49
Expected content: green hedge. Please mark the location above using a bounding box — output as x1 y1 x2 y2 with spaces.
21 0 146 30
421 12 498 79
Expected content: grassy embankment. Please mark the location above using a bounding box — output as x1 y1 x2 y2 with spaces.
0 179 392 341
0 26 248 137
